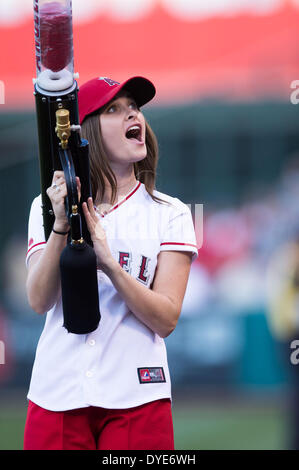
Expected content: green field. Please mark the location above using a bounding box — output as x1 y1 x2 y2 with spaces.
0 392 289 450
173 401 288 450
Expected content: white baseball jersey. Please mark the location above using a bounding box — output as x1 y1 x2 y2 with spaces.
26 181 198 411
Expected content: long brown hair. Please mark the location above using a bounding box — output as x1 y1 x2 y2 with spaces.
80 110 169 207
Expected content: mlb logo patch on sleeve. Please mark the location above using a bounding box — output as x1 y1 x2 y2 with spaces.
137 367 166 384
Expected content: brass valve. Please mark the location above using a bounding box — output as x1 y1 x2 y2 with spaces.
55 108 71 149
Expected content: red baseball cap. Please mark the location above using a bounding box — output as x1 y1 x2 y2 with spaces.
78 76 156 124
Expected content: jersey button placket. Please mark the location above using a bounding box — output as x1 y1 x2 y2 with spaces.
83 336 97 401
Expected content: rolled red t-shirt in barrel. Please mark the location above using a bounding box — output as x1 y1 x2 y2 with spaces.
40 2 73 72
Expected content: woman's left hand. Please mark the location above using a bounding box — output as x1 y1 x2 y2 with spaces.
82 198 116 272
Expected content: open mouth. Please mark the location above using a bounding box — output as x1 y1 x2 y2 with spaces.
125 124 143 143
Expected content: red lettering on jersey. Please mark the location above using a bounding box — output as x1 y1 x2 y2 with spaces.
138 256 149 284
119 252 131 273
28 238 34 247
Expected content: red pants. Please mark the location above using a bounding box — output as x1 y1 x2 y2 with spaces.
24 399 174 450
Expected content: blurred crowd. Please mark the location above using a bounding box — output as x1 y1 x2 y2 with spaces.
179 155 299 449
183 154 299 325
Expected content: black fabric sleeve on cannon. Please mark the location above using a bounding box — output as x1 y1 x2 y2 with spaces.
58 147 101 334
60 240 100 334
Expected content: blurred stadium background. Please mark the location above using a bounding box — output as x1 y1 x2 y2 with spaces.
1 0 299 450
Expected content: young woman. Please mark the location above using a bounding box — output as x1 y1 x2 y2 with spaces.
24 76 198 450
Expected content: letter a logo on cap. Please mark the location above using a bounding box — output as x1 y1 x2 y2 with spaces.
98 77 120 87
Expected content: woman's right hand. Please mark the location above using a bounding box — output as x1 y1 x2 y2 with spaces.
46 170 69 231
46 170 80 232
